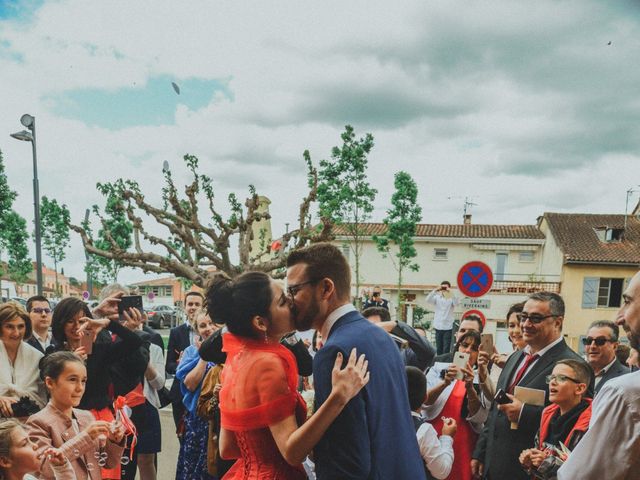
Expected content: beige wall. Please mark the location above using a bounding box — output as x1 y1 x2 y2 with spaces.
336 236 545 322
537 218 564 279
561 263 638 349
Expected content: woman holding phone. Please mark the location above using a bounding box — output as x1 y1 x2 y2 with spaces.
422 330 488 480
48 297 143 480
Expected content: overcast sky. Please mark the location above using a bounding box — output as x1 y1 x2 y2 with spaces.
1 0 639 285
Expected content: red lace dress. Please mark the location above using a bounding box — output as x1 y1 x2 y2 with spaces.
220 333 308 480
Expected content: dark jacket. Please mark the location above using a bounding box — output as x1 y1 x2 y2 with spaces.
392 322 436 371
594 358 630 396
312 310 426 480
48 320 143 411
472 339 593 480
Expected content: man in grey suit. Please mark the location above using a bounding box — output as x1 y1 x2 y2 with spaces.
471 291 592 480
583 320 630 395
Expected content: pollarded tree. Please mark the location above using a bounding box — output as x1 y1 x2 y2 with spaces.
317 125 377 305
40 196 71 296
69 152 332 286
374 171 422 320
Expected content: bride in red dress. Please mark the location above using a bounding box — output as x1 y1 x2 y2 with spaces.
206 271 369 480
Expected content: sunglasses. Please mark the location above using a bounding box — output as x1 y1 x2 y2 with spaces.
516 313 557 324
31 307 52 314
546 374 582 385
581 337 614 347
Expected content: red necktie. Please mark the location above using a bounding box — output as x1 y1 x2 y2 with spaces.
508 353 539 394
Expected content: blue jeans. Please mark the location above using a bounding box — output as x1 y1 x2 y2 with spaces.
435 328 453 355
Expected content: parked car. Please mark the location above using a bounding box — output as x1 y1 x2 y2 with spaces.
144 304 177 329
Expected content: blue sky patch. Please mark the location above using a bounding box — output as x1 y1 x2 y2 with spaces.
0 0 44 20
45 75 232 129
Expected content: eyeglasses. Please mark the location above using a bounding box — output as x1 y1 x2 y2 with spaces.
32 307 52 314
287 280 318 298
581 337 614 347
546 374 582 384
516 313 557 324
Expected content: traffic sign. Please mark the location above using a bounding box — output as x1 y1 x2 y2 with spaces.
461 298 491 310
82 291 90 300
462 309 486 327
457 261 493 298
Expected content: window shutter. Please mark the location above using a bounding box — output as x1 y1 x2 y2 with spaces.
582 277 599 309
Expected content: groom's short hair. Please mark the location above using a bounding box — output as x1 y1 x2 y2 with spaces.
287 242 351 300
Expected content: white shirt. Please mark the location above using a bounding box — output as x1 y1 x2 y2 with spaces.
426 290 459 330
558 370 640 480
32 330 53 351
413 412 455 480
594 357 618 388
320 303 356 341
512 336 564 382
144 343 166 409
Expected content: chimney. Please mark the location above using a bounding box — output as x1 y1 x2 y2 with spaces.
463 214 472 225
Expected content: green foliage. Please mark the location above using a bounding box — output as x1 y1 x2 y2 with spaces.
40 196 71 296
317 125 377 298
0 211 32 282
374 171 422 319
87 189 133 283
0 150 16 219
0 150 32 283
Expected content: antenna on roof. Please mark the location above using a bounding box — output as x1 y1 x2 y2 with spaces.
463 197 478 216
624 186 640 232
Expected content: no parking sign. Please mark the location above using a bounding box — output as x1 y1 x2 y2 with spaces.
457 261 493 298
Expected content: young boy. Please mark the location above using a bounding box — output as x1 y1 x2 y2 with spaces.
406 366 457 480
519 359 593 478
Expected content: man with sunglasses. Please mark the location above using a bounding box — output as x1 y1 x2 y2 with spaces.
583 320 629 395
471 291 591 480
25 295 54 353
558 272 640 480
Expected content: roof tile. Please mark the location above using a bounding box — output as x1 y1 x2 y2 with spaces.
544 213 640 264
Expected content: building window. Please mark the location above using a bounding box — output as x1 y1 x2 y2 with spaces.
518 251 535 262
341 244 350 261
597 278 624 308
583 277 625 308
594 227 624 243
433 248 448 261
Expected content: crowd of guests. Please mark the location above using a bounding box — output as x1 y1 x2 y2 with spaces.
0 243 639 479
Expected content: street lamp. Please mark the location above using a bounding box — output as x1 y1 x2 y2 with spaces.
10 114 43 296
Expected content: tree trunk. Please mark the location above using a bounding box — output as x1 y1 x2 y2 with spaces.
354 237 361 309
397 257 403 321
54 258 59 298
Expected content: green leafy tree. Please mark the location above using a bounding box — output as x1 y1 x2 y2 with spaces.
317 125 377 305
86 190 134 284
40 196 71 297
374 171 422 320
0 150 32 287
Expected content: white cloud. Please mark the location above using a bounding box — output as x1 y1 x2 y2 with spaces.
1 0 639 285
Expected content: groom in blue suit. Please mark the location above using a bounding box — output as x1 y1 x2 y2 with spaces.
287 243 426 480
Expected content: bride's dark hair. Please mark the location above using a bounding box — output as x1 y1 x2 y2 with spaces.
206 271 273 339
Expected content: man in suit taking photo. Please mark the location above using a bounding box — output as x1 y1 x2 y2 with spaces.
471 291 592 480
287 243 426 479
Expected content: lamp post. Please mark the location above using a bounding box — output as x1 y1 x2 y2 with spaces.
10 114 43 296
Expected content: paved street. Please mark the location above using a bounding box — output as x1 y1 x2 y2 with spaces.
157 405 180 478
